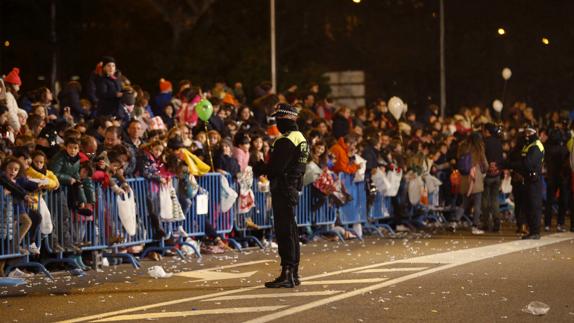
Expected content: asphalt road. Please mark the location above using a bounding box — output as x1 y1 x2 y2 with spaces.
2 227 574 323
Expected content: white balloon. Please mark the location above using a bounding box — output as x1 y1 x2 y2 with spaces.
492 99 503 112
403 103 408 114
388 96 405 120
502 68 512 80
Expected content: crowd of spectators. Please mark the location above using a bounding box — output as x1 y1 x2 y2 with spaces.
1 56 573 276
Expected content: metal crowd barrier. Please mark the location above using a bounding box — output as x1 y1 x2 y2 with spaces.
295 185 313 227
338 174 367 226
251 180 273 230
101 178 154 267
43 185 106 271
198 173 235 235
0 187 52 280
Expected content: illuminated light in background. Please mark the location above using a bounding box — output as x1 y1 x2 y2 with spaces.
3 40 9 47
497 28 506 36
542 37 550 45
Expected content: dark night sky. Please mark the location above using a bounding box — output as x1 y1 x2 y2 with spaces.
0 0 573 115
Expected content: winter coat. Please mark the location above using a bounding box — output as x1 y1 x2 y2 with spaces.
5 92 21 132
232 147 250 172
59 87 86 121
215 151 241 176
48 150 80 185
330 137 359 174
95 74 122 116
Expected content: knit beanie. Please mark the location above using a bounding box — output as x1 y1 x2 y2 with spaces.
159 78 173 92
4 68 22 86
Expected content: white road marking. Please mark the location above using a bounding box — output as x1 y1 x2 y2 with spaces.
302 278 387 285
176 270 257 281
91 306 286 322
57 286 263 323
203 290 341 302
203 259 275 270
63 233 574 323
355 267 429 273
244 233 574 323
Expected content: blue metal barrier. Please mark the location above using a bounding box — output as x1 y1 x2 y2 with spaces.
295 185 313 227
197 173 235 235
252 180 273 230
101 178 155 268
364 192 395 236
43 185 106 271
0 187 52 280
338 174 367 226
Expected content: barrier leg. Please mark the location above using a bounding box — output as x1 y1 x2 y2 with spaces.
5 260 54 280
226 238 242 251
103 251 141 269
0 277 27 286
180 241 202 258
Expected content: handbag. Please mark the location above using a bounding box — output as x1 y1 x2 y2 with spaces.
116 192 137 236
39 196 53 235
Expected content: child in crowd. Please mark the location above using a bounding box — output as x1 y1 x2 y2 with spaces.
0 157 37 275
48 136 95 251
215 139 240 177
136 139 170 238
26 150 61 252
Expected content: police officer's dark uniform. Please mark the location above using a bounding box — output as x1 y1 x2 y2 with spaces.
517 127 545 239
265 103 309 288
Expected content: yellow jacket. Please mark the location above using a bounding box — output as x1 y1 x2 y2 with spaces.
25 167 60 209
26 167 60 190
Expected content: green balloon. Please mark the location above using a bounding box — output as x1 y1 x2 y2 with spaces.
195 99 213 122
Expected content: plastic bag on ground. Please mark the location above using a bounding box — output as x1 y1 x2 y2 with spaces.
522 301 550 316
147 266 173 279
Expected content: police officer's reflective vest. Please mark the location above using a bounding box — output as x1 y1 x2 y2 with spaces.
273 131 309 164
521 140 545 159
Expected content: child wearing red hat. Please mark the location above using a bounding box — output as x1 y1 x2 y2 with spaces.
3 67 24 133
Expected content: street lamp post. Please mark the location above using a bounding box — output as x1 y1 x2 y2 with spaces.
270 0 277 93
439 0 446 118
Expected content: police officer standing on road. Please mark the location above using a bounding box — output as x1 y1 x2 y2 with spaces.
514 127 545 239
264 103 309 288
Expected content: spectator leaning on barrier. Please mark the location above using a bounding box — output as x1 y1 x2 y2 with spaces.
330 133 360 174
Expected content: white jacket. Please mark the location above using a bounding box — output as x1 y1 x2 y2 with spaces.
5 92 21 131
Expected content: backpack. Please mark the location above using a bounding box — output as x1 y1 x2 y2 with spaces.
457 153 472 175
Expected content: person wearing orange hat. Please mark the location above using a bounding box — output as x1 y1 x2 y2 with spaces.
154 78 173 116
3 67 25 133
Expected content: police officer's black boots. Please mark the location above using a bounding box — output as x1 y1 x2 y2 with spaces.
265 266 295 288
293 265 300 286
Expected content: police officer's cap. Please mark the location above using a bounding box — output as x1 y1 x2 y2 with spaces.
270 103 298 120
524 126 537 136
